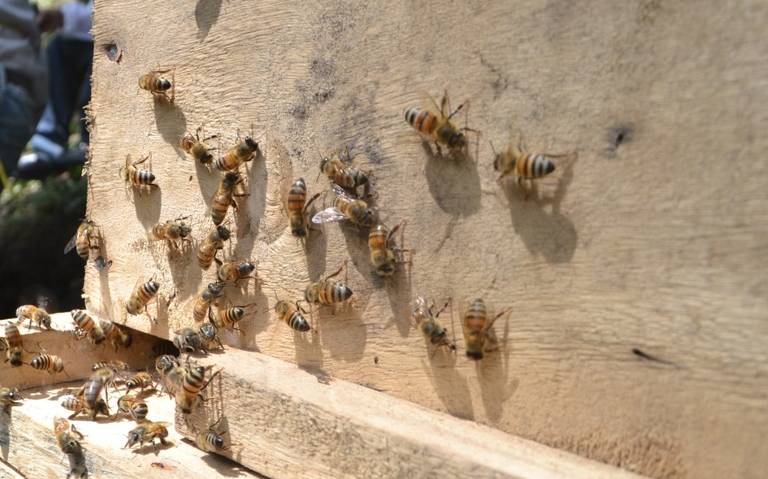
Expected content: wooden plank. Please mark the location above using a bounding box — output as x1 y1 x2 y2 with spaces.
0 313 164 390
1 382 260 478
84 1 768 477
176 348 645 479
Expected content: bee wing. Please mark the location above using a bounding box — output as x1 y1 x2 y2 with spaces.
311 207 347 225
63 232 78 254
417 90 443 117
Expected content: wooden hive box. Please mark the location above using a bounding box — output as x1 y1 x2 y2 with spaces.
12 0 767 478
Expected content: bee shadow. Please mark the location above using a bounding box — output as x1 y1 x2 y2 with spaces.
476 317 519 423
338 223 374 281
304 228 327 282
421 352 474 421
225 287 270 344
316 305 366 362
132 188 162 231
194 161 219 214
166 245 200 302
153 101 186 156
384 267 413 338
195 0 223 41
294 331 324 371
0 410 11 460
501 156 577 263
422 141 481 217
129 441 175 455
234 151 268 261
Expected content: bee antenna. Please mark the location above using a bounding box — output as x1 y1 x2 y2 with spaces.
488 140 497 156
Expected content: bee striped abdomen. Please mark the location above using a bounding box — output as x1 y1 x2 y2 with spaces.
405 107 437 136
288 311 310 332
127 280 159 315
61 396 83 412
214 153 238 172
322 281 352 304
198 431 226 451
518 153 555 179
216 308 244 329
31 354 64 372
126 372 153 390
465 299 487 331
287 179 307 212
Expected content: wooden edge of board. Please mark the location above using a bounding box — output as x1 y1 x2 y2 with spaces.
176 347 648 479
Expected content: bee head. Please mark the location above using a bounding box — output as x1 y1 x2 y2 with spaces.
216 226 231 241
466 349 484 360
292 225 307 237
238 262 256 276
223 171 240 187
376 261 396 277
179 223 192 237
208 281 225 297
160 79 172 90
125 430 143 448
241 137 259 155
449 131 467 149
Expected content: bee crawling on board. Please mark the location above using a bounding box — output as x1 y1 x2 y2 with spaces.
274 294 312 333
61 394 110 421
193 282 225 322
174 323 223 353
197 226 231 270
211 171 248 226
215 258 257 286
285 178 322 239
77 367 119 417
126 276 160 322
155 354 183 397
16 304 52 330
412 296 457 356
64 219 101 262
152 216 192 250
125 420 171 452
71 309 105 345
318 146 370 196
138 67 175 102
312 184 376 229
304 260 354 310
404 90 480 156
100 319 133 351
120 154 158 194
54 417 88 479
1 321 25 367
125 371 155 393
195 417 231 452
29 353 66 374
215 128 260 172
117 394 149 422
462 298 511 360
491 134 575 200
180 126 218 169
91 360 129 373
175 363 222 414
368 221 412 277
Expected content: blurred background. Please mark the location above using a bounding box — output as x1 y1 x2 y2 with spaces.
0 0 93 317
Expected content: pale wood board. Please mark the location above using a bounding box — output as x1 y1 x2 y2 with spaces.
176 348 646 479
84 1 768 478
0 382 259 478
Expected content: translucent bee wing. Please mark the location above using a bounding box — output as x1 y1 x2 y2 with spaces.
311 207 347 225
417 89 443 116
330 183 353 201
63 232 78 254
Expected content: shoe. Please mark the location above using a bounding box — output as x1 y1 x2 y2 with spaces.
16 145 86 180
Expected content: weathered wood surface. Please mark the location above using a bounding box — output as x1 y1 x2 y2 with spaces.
176 348 646 479
84 1 768 478
0 313 162 390
1 382 258 478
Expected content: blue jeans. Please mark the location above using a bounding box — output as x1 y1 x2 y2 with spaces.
0 68 38 177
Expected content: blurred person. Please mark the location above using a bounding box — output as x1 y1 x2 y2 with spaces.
0 0 47 187
17 0 92 179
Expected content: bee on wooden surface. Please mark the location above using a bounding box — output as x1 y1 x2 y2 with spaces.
54 417 87 478
209 305 253 332
319 146 369 194
304 261 353 307
64 219 100 261
2 322 24 366
61 394 110 420
0 387 22 413
125 420 171 451
368 221 411 277
125 372 155 392
404 90 478 155
198 226 231 270
193 282 225 322
117 394 149 422
100 319 133 351
286 178 321 238
462 298 510 360
195 417 230 452
491 136 571 199
71 309 105 345
152 216 192 250
215 259 256 285
274 298 311 332
126 277 160 321
173 327 204 353
312 184 376 228
211 171 246 226
138 67 174 102
175 364 221 414
16 304 52 330
215 132 259 172
29 353 65 374
181 126 217 168
198 322 224 351
91 360 129 372
79 367 117 411
155 355 183 397
120 154 157 192
412 297 456 354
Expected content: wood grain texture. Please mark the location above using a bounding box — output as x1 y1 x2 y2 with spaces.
84 1 768 478
176 348 646 479
1 382 259 478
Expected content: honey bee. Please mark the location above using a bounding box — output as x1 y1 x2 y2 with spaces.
138 68 174 102
215 259 256 285
2 322 23 366
197 226 231 269
64 219 100 261
286 178 321 238
118 394 149 422
462 298 510 360
180 126 217 168
215 133 259 172
120 154 157 192
155 355 183 397
274 298 311 332
198 322 224 351
209 305 253 331
0 387 22 413
193 282 225 322
304 261 353 307
491 136 571 199
100 319 133 351
91 360 129 372
368 221 411 277
412 297 456 354
312 184 376 228
404 91 477 154
71 309 105 345
175 364 221 414
319 146 369 193
124 420 171 451
126 277 160 320
54 417 87 478
173 327 204 353
211 171 246 226
16 304 52 330
152 216 192 250
61 394 110 420
195 417 230 452
125 372 154 392
29 353 65 374
79 367 117 410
